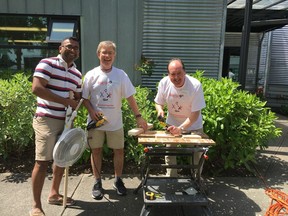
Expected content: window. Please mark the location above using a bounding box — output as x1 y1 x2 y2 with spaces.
46 20 78 43
0 15 80 72
0 16 47 46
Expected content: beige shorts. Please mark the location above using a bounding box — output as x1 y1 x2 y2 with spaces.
87 128 124 149
33 116 65 161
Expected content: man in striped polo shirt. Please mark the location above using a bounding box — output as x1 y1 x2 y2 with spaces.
30 37 82 216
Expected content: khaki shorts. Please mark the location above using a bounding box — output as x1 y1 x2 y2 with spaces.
87 128 124 149
33 116 65 161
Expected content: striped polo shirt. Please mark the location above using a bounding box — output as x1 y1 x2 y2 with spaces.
33 55 82 120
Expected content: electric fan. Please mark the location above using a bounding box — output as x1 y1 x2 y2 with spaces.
53 96 87 207
53 128 87 167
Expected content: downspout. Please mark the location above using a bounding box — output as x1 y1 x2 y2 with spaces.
255 33 264 91
238 0 252 90
263 32 272 97
218 0 228 80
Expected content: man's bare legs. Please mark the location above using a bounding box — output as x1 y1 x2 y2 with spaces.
90 147 124 178
91 148 103 179
31 161 48 214
113 148 124 177
48 165 65 199
91 148 104 199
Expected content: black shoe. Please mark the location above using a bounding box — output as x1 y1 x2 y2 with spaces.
113 178 127 196
92 181 104 200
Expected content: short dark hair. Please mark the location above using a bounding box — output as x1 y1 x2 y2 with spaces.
167 58 185 72
62 36 79 43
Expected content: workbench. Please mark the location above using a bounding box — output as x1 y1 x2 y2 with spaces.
131 130 215 216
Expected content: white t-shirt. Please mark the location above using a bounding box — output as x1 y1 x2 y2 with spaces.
154 75 206 130
82 66 136 131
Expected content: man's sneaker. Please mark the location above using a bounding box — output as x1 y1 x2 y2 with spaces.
92 181 104 200
113 178 127 196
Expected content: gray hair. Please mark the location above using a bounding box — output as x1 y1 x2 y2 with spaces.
97 41 116 54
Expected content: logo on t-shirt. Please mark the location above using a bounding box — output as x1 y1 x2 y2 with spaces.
100 89 112 101
172 101 182 112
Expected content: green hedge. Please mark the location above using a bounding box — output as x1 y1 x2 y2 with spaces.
0 71 282 175
194 71 282 174
0 73 35 159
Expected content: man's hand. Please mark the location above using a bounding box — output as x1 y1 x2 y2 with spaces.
88 109 105 122
167 125 181 136
136 117 148 131
66 98 80 110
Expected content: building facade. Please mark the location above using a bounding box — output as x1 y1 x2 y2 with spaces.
0 0 226 87
1 0 288 108
0 0 144 85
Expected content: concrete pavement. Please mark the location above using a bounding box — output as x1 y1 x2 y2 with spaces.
0 115 287 216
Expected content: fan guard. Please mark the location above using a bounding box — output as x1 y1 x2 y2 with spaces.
53 128 87 167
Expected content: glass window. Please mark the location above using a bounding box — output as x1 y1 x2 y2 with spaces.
47 21 77 43
0 16 47 46
0 48 58 71
0 15 80 72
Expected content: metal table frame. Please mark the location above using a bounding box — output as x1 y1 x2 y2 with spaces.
133 132 214 216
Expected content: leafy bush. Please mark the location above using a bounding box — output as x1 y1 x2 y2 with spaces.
135 55 155 76
0 71 282 177
194 71 282 174
0 73 36 158
122 86 157 164
0 69 33 80
73 105 91 164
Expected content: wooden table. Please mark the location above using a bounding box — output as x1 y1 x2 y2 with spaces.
137 130 215 146
132 130 215 216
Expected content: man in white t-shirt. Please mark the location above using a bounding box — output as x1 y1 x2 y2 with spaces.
82 41 148 199
154 58 206 177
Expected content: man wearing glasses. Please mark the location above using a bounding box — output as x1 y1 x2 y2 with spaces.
30 37 82 216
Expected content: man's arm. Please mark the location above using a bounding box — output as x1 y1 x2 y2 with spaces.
126 95 148 131
155 103 165 118
82 98 103 122
32 76 79 109
167 110 200 135
179 110 200 130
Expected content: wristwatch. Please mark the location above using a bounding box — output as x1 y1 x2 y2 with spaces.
180 126 190 135
135 114 142 118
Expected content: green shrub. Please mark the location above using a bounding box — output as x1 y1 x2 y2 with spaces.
0 73 36 158
194 71 282 174
0 71 282 177
73 105 91 164
122 86 156 164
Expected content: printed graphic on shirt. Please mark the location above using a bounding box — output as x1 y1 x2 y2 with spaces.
169 92 184 112
172 101 183 112
98 80 113 102
100 88 112 101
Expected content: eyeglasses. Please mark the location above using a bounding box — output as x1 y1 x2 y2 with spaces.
62 45 79 51
168 71 183 78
